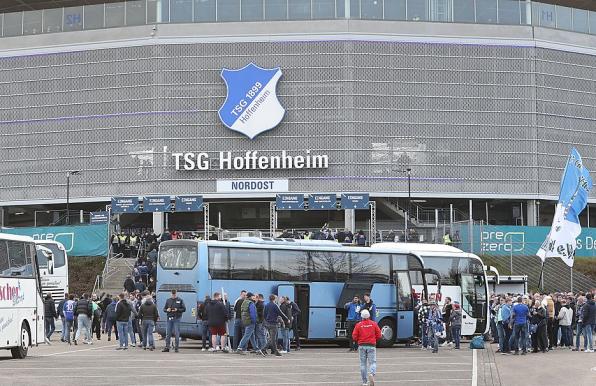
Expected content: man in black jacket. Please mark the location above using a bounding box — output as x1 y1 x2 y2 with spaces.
138 295 158 351
232 290 247 350
74 293 93 345
44 294 57 340
163 289 186 353
206 292 229 352
123 275 135 293
115 293 132 350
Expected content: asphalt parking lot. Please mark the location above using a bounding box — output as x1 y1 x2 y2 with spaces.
0 338 594 386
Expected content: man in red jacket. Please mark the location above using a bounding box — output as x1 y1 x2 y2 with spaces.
352 309 382 386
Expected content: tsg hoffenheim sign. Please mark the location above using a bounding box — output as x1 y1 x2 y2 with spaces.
218 63 285 139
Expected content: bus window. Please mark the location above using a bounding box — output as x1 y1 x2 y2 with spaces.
159 243 197 270
461 274 476 317
395 271 413 311
392 254 408 270
38 243 66 268
208 247 230 279
407 255 423 270
350 253 390 283
270 249 308 281
422 257 458 285
309 251 349 282
7 241 33 277
229 248 268 280
0 241 9 275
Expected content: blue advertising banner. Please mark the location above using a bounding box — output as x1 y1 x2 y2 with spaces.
2 224 109 257
175 195 204 212
308 194 337 210
276 194 305 210
143 196 172 212
90 211 109 224
341 193 370 209
111 197 139 213
458 224 596 258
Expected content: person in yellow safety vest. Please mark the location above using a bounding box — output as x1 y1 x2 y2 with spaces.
443 233 452 246
303 231 311 240
117 232 127 256
129 233 139 259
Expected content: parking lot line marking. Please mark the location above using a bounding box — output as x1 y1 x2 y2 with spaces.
472 349 478 386
0 365 472 371
37 344 118 357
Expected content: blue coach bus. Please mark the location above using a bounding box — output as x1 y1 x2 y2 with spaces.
156 238 433 347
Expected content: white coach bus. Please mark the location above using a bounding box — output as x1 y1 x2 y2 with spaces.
0 234 45 358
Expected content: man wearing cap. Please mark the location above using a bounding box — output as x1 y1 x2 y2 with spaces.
162 289 186 353
426 300 442 354
352 309 381 386
236 292 257 354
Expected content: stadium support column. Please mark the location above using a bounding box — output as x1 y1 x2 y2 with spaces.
153 212 164 235
345 209 355 233
526 200 537 226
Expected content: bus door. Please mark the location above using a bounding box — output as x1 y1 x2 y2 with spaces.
277 284 310 339
460 274 479 335
394 271 414 340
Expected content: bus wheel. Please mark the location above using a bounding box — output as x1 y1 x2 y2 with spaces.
377 318 395 348
11 323 30 359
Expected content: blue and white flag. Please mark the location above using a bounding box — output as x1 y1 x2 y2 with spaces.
537 148 592 267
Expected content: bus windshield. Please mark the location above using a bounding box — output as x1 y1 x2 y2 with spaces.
159 243 197 270
37 243 66 268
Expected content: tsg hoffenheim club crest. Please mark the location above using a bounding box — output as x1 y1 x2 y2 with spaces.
218 63 285 139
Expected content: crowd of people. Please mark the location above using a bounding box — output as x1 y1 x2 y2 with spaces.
487 291 596 354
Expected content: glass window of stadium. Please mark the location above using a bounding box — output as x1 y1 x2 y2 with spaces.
591 11 596 34
23 10 42 35
384 0 406 20
218 0 241 22
43 8 63 33
127 0 147 26
265 0 288 20
476 0 497 23
171 0 193 22
350 0 361 18
453 0 475 22
407 0 428 21
242 0 264 21
0 15 2 36
194 0 216 22
3 12 23 37
556 5 572 30
147 0 170 22
572 8 589 33
313 0 336 19
497 0 520 25
534 2 555 27
361 0 383 20
289 0 311 20
429 0 451 22
63 6 83 31
105 2 126 27
84 4 105 30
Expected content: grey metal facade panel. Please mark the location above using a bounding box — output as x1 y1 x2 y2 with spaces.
0 39 594 203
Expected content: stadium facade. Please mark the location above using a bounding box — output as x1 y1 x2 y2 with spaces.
0 0 595 233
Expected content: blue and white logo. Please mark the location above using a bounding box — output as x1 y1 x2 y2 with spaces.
218 63 285 139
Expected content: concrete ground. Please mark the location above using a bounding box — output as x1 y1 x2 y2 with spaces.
0 337 593 385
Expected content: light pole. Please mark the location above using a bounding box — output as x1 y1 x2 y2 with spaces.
66 170 82 225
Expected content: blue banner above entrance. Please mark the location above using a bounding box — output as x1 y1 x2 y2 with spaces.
143 196 172 212
175 196 204 212
90 211 109 224
308 194 337 210
341 194 370 209
276 194 305 210
111 197 139 213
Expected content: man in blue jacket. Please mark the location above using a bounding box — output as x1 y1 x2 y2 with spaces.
264 294 290 356
344 295 362 352
236 293 257 355
496 297 512 354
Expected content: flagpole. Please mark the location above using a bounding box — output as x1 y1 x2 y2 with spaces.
539 260 545 292
570 266 573 293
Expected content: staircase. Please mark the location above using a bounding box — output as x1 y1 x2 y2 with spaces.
98 257 136 297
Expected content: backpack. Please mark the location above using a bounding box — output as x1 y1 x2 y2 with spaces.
470 336 485 349
64 300 75 321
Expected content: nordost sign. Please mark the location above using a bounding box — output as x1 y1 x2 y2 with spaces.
172 63 329 172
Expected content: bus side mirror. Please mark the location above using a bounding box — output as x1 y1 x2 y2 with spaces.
47 253 54 275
